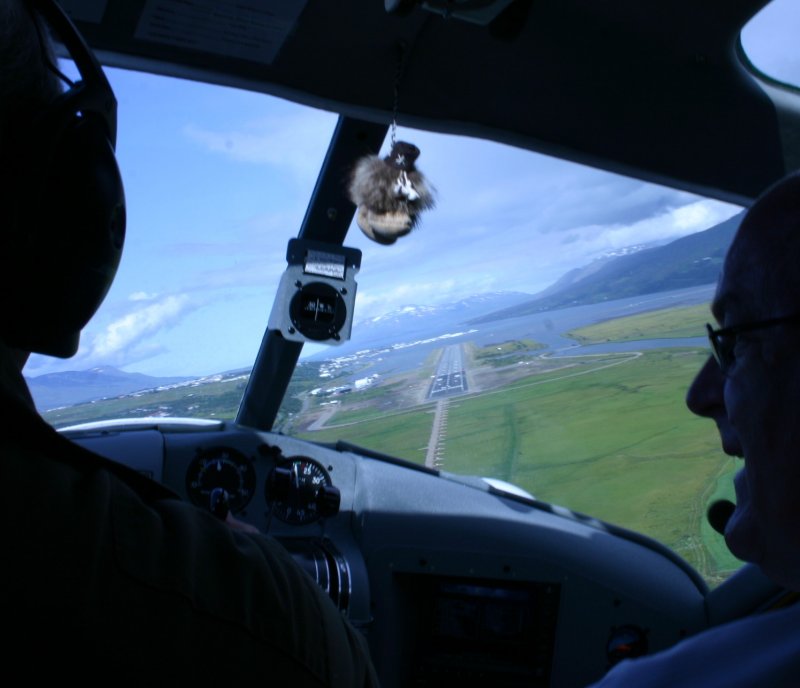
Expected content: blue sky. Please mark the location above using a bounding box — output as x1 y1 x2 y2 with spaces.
23 1 798 379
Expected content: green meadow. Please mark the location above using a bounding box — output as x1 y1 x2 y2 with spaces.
300 404 436 463
302 348 740 583
443 349 739 581
472 338 547 366
567 303 710 343
45 376 247 427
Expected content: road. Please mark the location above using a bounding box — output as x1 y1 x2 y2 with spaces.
425 399 448 469
428 344 468 399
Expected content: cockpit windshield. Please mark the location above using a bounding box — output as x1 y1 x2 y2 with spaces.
29 61 746 586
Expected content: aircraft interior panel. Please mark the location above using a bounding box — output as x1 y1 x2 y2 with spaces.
65 422 712 687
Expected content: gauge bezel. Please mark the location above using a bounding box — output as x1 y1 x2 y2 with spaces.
185 446 256 514
266 455 333 526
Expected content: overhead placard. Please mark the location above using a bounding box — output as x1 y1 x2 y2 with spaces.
135 0 308 64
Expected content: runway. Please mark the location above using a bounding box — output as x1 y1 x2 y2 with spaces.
428 344 468 399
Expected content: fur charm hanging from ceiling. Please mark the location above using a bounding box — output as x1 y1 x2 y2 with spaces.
348 141 436 245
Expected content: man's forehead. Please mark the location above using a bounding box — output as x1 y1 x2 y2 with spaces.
711 264 735 322
710 282 742 323
710 230 763 323
710 172 800 323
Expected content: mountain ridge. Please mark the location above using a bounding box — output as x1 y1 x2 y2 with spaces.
26 366 194 412
470 212 742 324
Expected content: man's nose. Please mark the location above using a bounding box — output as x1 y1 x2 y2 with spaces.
686 355 725 418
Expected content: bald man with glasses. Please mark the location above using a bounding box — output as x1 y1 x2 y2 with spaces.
687 172 800 591
589 172 800 686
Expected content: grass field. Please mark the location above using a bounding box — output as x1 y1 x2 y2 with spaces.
567 303 710 343
700 458 741 576
472 339 546 366
442 348 739 582
300 345 741 584
44 376 247 427
299 404 437 463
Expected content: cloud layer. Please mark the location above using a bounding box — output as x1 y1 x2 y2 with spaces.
183 109 337 183
26 293 198 374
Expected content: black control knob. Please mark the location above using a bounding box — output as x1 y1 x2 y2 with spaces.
316 484 341 518
265 458 337 526
210 487 230 520
266 466 293 502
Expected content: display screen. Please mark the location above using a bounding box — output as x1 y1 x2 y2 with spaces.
398 574 560 687
434 582 531 640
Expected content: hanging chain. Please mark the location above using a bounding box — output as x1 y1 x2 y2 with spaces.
391 42 406 148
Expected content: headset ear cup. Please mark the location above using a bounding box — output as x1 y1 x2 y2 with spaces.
2 114 125 358
45 115 125 352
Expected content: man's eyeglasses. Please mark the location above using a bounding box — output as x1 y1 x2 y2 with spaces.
706 313 800 374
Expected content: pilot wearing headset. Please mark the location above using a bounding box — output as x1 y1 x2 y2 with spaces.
0 1 378 684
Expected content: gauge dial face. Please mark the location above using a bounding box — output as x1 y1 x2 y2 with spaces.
267 456 331 525
186 447 256 513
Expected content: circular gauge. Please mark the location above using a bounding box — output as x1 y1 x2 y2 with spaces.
265 456 333 525
186 447 256 513
289 282 347 341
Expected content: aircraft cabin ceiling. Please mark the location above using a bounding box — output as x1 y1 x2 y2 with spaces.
61 0 798 204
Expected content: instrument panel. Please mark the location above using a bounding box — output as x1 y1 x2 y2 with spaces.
159 430 349 532
184 444 338 526
62 419 755 688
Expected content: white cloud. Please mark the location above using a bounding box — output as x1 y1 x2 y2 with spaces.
354 276 500 321
90 294 194 360
24 293 200 376
566 199 740 256
128 291 158 302
183 109 337 182
357 279 457 310
671 201 726 231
